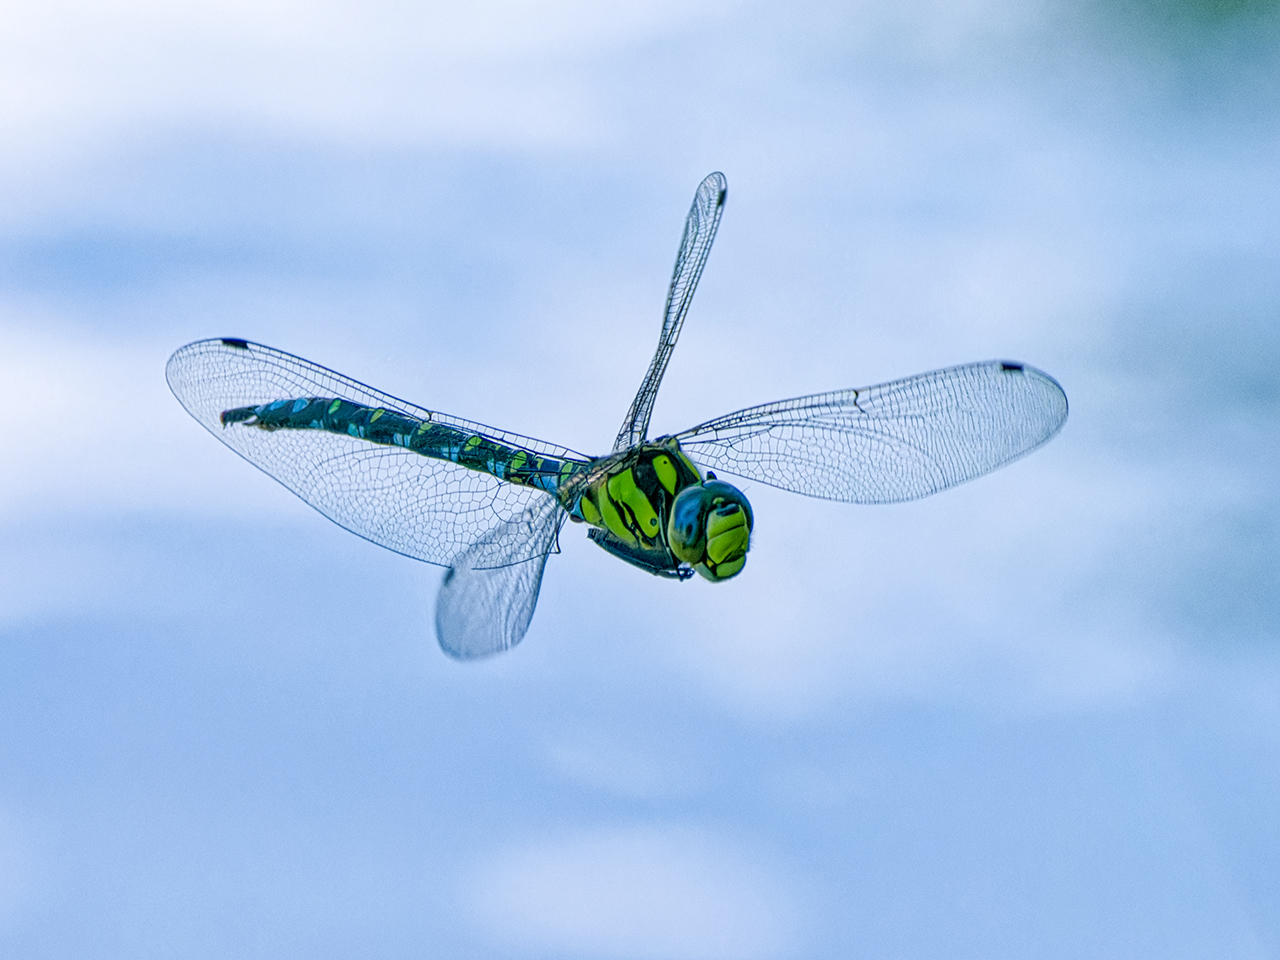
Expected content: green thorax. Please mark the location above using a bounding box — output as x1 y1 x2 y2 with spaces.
562 437 704 576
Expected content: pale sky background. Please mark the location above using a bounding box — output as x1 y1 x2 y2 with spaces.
1 0 1278 957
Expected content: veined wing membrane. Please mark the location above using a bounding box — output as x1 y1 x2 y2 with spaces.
166 338 585 567
676 361 1068 503
614 172 727 452
435 493 566 659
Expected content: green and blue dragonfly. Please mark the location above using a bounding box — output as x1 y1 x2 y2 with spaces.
167 173 1068 659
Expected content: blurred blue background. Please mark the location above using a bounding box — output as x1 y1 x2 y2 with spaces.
1 1 1278 957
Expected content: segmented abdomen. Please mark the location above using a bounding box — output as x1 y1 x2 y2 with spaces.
221 397 580 496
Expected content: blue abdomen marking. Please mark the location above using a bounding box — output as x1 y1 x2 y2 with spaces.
221 398 576 495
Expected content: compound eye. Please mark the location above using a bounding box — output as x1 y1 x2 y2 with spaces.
668 486 709 564
667 480 753 579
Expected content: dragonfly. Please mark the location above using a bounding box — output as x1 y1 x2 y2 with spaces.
167 172 1068 660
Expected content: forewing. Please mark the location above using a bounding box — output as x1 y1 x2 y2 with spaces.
614 172 727 451
676 361 1068 503
166 338 582 566
435 493 566 659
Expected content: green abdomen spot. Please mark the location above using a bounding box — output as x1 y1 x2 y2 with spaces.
220 396 578 496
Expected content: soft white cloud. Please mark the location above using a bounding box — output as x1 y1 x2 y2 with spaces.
467 825 799 960
0 0 736 179
0 313 273 522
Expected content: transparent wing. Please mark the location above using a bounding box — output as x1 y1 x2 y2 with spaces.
435 494 566 659
675 360 1068 503
166 338 584 567
614 172 727 452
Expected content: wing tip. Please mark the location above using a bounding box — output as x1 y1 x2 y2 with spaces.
999 360 1070 444
995 359 1069 419
700 171 728 207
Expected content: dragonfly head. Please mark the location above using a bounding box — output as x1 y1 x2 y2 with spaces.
668 475 753 581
